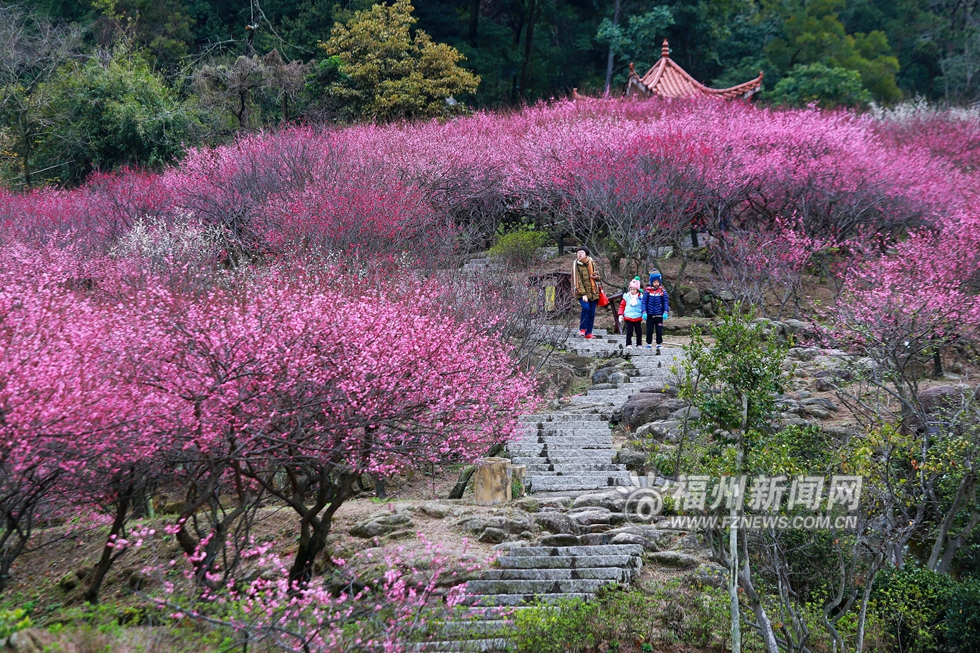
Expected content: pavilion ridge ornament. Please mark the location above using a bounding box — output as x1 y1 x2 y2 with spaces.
626 39 763 100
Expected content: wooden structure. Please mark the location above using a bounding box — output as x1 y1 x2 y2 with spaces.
626 39 763 100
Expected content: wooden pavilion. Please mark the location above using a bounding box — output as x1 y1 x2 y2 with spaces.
625 39 763 100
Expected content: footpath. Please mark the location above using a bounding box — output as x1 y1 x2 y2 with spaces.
420 329 698 652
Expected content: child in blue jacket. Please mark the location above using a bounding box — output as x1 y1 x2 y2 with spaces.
618 278 645 348
642 270 669 354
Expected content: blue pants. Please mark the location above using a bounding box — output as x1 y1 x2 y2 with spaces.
579 299 598 334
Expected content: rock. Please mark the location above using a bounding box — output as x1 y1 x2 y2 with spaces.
814 377 836 392
513 498 540 513
802 397 837 411
717 290 735 302
420 502 453 519
58 571 79 591
598 357 627 369
673 532 711 554
533 512 573 534
608 371 631 385
592 368 614 385
555 352 594 377
539 533 581 547
387 529 416 540
908 385 977 431
787 347 817 361
614 449 648 468
569 508 623 526
571 490 628 513
638 383 679 397
682 289 700 305
349 513 414 538
590 383 615 391
7 631 46 653
782 319 809 335
478 528 508 544
484 516 535 534
473 457 512 506
610 532 662 552
621 394 686 429
779 417 810 428
805 407 831 420
647 551 702 568
127 568 153 590
635 420 683 440
668 406 700 421
691 563 728 589
918 385 974 414
459 517 490 534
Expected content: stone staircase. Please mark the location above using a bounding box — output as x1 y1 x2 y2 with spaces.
417 328 686 652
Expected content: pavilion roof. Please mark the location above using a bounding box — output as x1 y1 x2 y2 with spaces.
627 39 763 100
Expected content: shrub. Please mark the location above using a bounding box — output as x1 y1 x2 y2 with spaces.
947 579 980 652
874 565 955 652
488 228 548 269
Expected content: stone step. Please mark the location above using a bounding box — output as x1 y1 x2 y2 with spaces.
462 593 593 607
500 544 644 557
523 463 626 473
511 439 614 450
435 619 512 637
515 431 614 441
513 452 617 463
529 477 628 492
495 554 639 569
518 425 612 435
411 638 510 653
481 567 627 582
466 579 615 595
520 413 607 423
584 388 636 398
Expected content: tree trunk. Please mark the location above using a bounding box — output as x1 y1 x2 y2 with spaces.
84 483 133 603
519 0 537 99
603 0 622 96
468 0 481 43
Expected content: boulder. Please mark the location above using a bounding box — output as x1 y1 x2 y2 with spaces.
802 397 837 411
668 406 700 421
350 513 414 538
533 512 574 534
555 352 595 377
420 502 454 519
691 563 728 589
608 371 631 385
647 551 702 568
610 531 662 552
639 383 679 397
478 528 508 544
614 448 648 468
539 533 581 547
571 490 629 513
513 498 540 513
635 420 682 440
621 394 686 429
569 508 624 527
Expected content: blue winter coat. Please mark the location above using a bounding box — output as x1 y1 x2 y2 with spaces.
642 286 669 315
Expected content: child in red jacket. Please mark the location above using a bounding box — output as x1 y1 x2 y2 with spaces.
618 278 645 349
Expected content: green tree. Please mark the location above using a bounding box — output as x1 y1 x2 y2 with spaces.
770 62 872 107
676 308 788 652
0 5 81 188
319 0 480 122
765 0 901 104
35 44 192 186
